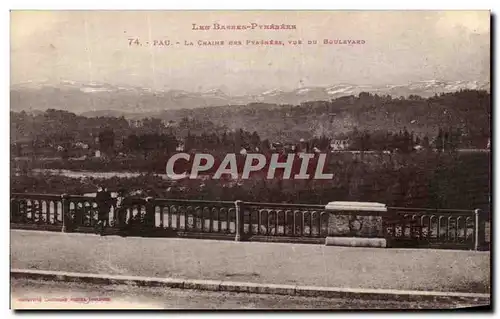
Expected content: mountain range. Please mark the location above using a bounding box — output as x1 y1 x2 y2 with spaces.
10 79 490 116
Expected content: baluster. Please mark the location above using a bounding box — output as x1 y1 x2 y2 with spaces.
42 200 48 224
266 210 271 235
36 200 41 223
200 207 206 232
436 216 442 241
198 206 203 231
78 201 85 226
293 211 299 236
248 209 253 235
316 211 322 237
190 206 197 231
172 206 179 230
48 201 54 224
456 217 462 242
299 211 304 236
217 207 222 233
310 212 316 237
159 206 164 229
185 206 192 231
210 208 217 232
165 206 171 229
254 209 260 235
258 210 264 235
32 200 38 223
27 200 33 223
200 207 207 232
465 216 473 242
39 200 45 223
144 198 155 230
447 216 454 242
64 200 68 225
275 210 281 236
199 206 205 231
420 215 427 239
284 210 291 236
91 202 97 227
320 212 328 237
180 205 185 230
229 208 236 234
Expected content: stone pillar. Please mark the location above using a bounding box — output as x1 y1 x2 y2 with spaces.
474 209 486 251
144 197 156 229
11 197 19 223
61 194 71 233
235 200 244 241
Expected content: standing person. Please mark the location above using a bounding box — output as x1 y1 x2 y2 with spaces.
95 186 112 236
115 188 129 236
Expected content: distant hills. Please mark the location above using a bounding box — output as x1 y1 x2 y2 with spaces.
10 79 490 116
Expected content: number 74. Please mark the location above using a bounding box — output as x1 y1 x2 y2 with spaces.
128 38 140 46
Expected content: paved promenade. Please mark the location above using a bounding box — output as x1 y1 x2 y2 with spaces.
10 230 490 294
12 278 486 309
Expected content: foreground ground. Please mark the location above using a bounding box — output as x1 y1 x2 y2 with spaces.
11 278 487 310
11 230 490 293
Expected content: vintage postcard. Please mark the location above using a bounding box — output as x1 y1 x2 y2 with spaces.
10 10 491 310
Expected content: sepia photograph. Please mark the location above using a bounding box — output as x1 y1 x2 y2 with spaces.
9 10 491 310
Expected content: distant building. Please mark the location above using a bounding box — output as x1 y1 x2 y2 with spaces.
330 139 350 151
297 138 308 152
271 142 283 151
283 143 296 153
176 143 185 152
163 120 176 127
128 119 143 128
75 142 89 149
413 145 424 152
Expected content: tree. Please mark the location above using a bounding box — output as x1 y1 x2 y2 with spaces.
436 128 444 151
185 131 195 151
98 129 115 156
142 117 164 134
125 134 140 153
422 135 430 149
250 131 261 150
402 127 411 153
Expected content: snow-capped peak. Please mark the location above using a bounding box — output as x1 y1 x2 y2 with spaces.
203 88 227 96
261 88 285 96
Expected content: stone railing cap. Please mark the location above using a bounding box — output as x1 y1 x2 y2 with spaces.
325 201 387 212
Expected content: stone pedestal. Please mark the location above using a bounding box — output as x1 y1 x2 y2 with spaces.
324 202 387 238
327 214 384 238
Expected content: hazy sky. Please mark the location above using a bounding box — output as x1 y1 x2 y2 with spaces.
11 11 490 95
